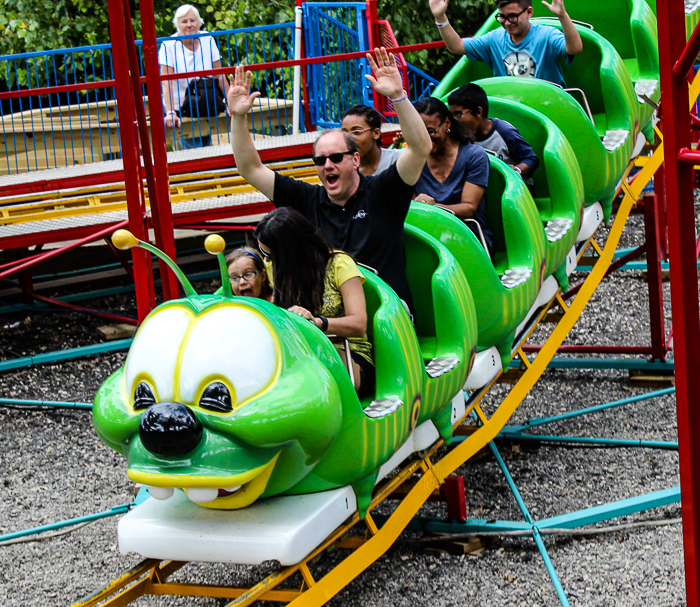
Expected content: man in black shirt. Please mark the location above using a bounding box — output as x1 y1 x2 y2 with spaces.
227 48 431 309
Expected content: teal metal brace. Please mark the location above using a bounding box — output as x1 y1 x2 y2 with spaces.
0 398 92 409
497 431 678 450
0 502 135 544
509 357 675 371
506 387 676 432
0 338 133 372
408 486 681 535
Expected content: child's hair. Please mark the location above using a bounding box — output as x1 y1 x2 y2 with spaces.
342 105 383 148
225 246 272 299
447 83 490 118
413 97 474 144
173 4 204 32
252 208 333 313
496 0 532 9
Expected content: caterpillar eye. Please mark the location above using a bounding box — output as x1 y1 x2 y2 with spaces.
199 382 233 413
134 382 157 411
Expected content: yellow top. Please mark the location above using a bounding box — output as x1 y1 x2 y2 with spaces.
265 252 373 365
322 253 373 366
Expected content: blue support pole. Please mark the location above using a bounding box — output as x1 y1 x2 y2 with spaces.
488 441 571 607
0 339 133 372
532 526 571 607
536 486 681 530
508 358 675 371
0 398 92 409
496 431 678 450
0 502 134 543
507 387 676 432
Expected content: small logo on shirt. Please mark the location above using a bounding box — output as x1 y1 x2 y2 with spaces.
352 210 368 220
504 51 536 77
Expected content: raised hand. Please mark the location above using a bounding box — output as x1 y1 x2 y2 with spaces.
227 65 261 117
364 48 404 100
428 0 449 20
542 0 566 18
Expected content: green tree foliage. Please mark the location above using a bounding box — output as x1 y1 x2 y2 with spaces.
378 0 496 79
0 0 493 84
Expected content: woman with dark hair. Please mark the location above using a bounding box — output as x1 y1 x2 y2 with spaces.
225 246 272 301
253 207 375 398
341 105 402 176
413 97 494 258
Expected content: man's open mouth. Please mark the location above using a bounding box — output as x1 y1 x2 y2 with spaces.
326 174 340 186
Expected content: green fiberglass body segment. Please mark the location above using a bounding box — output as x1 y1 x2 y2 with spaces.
91 0 656 524
93 229 478 519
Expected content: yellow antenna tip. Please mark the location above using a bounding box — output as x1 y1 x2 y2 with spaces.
112 229 139 250
205 234 226 255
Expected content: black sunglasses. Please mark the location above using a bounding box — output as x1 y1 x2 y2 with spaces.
494 6 528 24
312 150 354 167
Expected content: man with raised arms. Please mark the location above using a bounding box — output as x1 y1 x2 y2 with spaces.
227 48 432 312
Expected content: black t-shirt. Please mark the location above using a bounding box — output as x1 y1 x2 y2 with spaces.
273 164 415 310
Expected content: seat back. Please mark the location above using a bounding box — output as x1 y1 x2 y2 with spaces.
359 268 423 405
531 0 636 60
404 223 475 364
488 97 584 224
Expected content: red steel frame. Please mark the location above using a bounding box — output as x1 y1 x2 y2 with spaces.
657 2 700 603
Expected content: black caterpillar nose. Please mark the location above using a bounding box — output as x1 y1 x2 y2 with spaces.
139 402 203 456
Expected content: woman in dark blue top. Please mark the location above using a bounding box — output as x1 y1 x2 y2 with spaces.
413 97 494 258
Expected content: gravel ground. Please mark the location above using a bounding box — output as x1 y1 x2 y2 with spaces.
0 207 688 607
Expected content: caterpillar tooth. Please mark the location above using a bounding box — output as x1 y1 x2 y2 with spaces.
186 487 219 503
224 485 242 493
148 486 174 500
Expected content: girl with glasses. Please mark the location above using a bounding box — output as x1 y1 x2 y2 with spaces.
341 105 403 177
253 208 375 398
226 247 273 301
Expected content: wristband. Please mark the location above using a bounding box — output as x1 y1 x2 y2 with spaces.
513 166 522 175
166 110 177 116
317 315 329 333
435 18 450 28
389 92 409 104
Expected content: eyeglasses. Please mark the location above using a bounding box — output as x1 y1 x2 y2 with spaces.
259 247 273 261
312 151 354 166
342 127 373 137
229 270 258 284
425 120 446 137
494 6 528 24
451 110 472 119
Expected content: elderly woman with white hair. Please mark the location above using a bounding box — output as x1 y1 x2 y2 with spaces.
158 4 229 149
